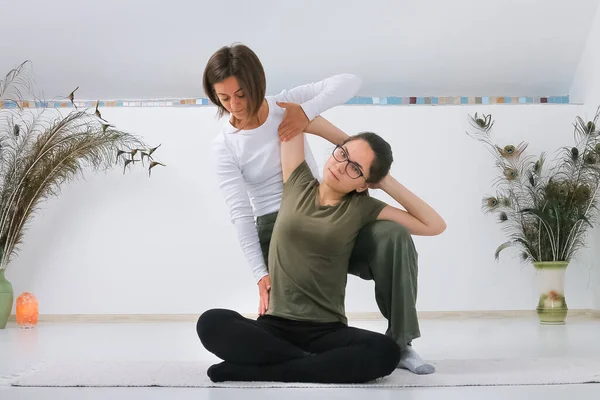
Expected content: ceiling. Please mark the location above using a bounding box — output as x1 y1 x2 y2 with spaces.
1 0 598 100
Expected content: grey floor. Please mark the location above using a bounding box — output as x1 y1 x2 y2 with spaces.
1 315 600 399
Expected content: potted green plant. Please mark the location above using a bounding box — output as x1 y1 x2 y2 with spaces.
0 61 165 328
467 109 600 324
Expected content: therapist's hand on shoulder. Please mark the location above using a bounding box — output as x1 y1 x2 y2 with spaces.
257 275 271 316
277 102 309 142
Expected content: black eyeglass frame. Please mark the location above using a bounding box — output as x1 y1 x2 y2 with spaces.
332 144 367 180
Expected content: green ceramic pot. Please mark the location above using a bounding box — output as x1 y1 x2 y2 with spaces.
0 269 13 329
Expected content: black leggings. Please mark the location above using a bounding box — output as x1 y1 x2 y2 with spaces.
196 309 400 383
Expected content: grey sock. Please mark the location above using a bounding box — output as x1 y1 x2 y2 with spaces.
397 344 435 375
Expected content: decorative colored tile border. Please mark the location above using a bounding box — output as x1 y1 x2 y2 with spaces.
0 95 570 109
347 95 570 105
0 99 212 108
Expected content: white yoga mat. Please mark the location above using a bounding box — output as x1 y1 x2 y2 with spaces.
3 358 600 388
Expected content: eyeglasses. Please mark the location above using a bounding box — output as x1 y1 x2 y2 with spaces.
332 145 366 180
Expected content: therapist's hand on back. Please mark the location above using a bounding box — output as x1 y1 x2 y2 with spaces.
258 275 271 316
277 102 309 142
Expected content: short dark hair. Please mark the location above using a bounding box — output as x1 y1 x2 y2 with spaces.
202 43 266 119
343 132 393 183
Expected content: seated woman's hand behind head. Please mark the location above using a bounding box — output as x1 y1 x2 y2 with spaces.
368 173 391 190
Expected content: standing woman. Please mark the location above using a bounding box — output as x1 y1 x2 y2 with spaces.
204 43 436 374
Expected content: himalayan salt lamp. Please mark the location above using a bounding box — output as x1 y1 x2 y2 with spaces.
16 292 38 329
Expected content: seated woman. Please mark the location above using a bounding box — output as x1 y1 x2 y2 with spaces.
197 128 446 383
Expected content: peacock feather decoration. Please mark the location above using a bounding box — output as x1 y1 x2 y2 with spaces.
0 61 165 270
467 108 600 263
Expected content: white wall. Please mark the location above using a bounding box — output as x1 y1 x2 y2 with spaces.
571 1 600 108
571 1 600 310
5 103 597 316
2 0 599 99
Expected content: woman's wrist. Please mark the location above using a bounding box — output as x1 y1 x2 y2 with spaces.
379 174 394 192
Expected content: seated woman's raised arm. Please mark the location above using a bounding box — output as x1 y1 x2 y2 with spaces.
374 175 446 236
280 130 306 184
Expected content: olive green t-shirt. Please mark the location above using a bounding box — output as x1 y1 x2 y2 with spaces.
266 160 387 325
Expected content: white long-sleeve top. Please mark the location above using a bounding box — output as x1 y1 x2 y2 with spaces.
211 74 362 283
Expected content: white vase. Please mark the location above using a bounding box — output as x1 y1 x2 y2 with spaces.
533 261 568 324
